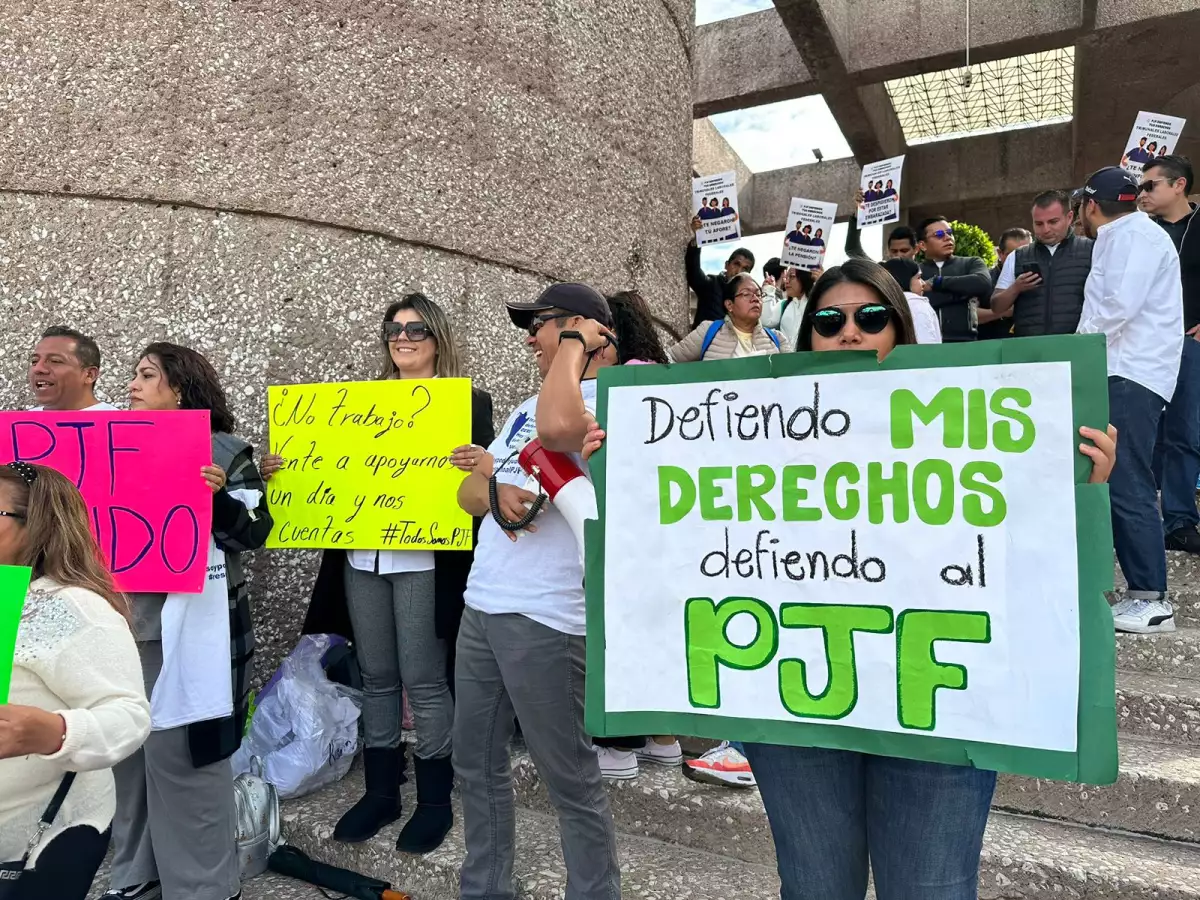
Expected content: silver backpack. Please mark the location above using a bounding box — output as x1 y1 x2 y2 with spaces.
233 757 281 881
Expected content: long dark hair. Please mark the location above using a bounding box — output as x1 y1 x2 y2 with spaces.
138 342 235 434
606 291 670 364
796 259 918 351
379 293 462 380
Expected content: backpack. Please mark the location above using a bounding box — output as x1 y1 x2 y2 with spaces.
700 320 781 359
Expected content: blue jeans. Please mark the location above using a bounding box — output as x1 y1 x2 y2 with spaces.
1109 376 1168 592
1154 339 1200 535
743 744 996 900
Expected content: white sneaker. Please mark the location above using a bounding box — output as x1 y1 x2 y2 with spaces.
1114 598 1176 634
594 745 639 780
684 741 756 788
635 739 683 767
1110 595 1135 617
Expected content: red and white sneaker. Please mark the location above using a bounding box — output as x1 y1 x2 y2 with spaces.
684 741 756 788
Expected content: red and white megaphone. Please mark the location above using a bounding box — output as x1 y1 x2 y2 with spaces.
518 439 597 565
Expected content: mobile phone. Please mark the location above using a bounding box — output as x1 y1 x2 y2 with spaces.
1021 263 1042 279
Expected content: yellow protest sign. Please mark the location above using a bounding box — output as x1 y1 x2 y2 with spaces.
265 379 473 550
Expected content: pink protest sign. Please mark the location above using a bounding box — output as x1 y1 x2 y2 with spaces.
0 410 213 593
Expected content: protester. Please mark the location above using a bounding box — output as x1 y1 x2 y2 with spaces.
977 227 1031 340
453 283 620 899
28 326 116 411
1139 156 1200 554
104 343 272 900
881 258 942 344
915 217 993 342
577 257 1118 898
686 220 756 329
669 273 789 361
990 191 1094 336
0 463 149 900
291 294 494 853
761 266 815 347
1075 168 1183 634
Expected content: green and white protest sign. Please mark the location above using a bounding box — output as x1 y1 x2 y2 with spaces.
586 335 1117 783
0 565 33 704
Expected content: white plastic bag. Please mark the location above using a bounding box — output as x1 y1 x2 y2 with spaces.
232 634 361 800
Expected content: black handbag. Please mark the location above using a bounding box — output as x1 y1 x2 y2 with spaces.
0 773 75 898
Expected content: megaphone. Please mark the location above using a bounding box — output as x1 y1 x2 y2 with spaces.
518 439 597 565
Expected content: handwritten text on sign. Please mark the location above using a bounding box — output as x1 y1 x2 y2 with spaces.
266 379 473 550
0 411 214 593
602 363 1080 753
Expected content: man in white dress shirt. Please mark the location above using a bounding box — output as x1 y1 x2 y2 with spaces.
1075 167 1184 634
28 325 116 412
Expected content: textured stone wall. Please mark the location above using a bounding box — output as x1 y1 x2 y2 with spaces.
0 0 694 674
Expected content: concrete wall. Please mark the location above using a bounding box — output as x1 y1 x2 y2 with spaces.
0 0 694 673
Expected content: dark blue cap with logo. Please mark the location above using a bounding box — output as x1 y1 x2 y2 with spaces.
1073 166 1140 204
505 282 614 330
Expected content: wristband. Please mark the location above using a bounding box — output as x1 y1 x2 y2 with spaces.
558 330 593 352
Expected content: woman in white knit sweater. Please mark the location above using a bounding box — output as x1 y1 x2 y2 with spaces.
0 461 150 900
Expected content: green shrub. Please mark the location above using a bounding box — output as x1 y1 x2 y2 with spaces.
949 220 997 268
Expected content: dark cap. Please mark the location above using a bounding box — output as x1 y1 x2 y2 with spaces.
1073 166 1140 205
505 282 614 330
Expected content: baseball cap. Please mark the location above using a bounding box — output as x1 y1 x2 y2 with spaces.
505 282 614 330
1073 167 1140 204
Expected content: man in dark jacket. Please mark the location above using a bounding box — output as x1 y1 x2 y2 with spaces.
687 215 755 329
990 190 1094 336
915 217 993 342
1141 155 1200 553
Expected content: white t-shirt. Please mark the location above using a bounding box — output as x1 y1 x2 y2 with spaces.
29 401 118 411
995 243 1058 291
903 293 943 344
463 380 598 635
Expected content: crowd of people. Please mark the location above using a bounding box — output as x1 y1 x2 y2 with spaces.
0 158 1177 900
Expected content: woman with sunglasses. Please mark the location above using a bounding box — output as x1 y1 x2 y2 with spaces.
297 293 495 854
0 463 149 900
669 273 790 362
582 259 1118 899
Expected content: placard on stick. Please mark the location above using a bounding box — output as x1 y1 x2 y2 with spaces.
0 411 214 593
585 336 1117 784
692 171 742 247
0 565 33 704
857 155 905 228
1119 111 1187 181
265 379 473 550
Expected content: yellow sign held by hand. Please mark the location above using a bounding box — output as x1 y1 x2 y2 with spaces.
265 379 473 551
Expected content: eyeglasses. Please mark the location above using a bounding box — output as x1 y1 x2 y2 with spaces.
735 288 764 301
382 321 434 342
0 510 24 521
1138 178 1171 194
527 312 572 337
928 229 954 240
811 304 893 339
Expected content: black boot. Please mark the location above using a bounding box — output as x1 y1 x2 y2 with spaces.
333 746 405 843
395 755 454 853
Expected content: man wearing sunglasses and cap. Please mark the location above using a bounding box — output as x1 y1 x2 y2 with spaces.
1075 166 1184 635
452 283 621 899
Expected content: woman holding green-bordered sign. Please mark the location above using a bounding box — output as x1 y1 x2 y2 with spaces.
0 462 150 900
580 258 1118 900
272 293 495 855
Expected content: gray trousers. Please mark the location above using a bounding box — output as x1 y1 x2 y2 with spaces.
453 607 620 900
344 562 452 759
110 641 239 900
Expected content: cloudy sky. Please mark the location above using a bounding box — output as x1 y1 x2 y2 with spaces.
694 1 882 276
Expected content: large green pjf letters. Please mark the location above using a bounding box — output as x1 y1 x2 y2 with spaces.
685 597 778 708
896 610 992 730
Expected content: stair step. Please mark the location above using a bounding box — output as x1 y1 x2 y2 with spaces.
1118 626 1200 678
279 766 782 900
1118 670 1200 743
995 734 1200 841
509 751 1200 899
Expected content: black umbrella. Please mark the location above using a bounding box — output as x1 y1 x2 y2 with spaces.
268 844 410 900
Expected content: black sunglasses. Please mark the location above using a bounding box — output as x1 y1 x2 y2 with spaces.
381 321 434 342
527 312 572 337
0 510 24 521
1138 178 1171 194
811 304 893 339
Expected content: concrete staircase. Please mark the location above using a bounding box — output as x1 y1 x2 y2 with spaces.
274 552 1200 899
